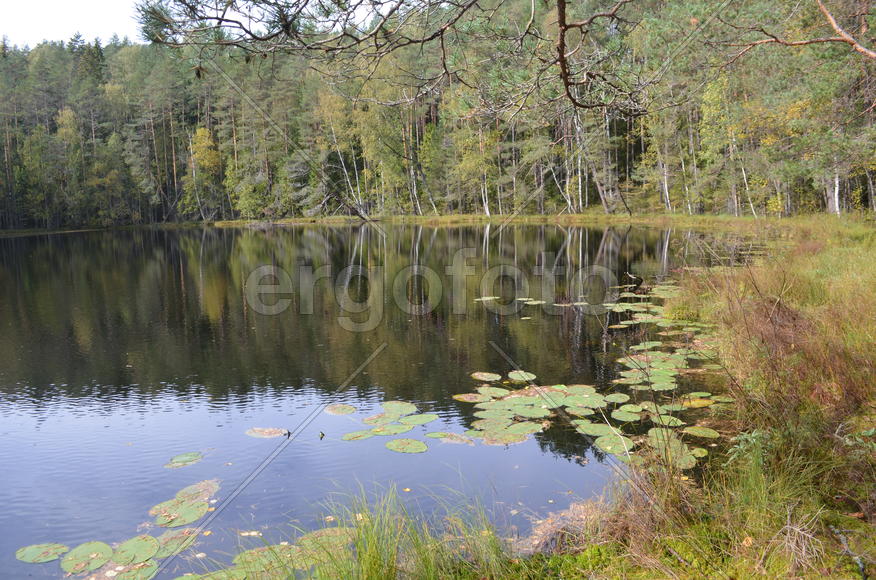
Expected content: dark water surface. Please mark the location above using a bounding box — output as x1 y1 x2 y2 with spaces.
0 224 746 578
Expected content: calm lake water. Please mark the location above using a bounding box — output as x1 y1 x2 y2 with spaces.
0 224 750 578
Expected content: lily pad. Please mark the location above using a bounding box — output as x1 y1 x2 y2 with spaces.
385 438 427 453
566 385 597 395
505 422 544 435
513 406 551 419
651 414 685 427
325 403 356 415
155 528 199 558
341 430 375 441
371 424 414 435
176 480 220 503
165 452 203 469
619 404 643 413
604 393 630 404
245 427 287 438
470 372 502 382
382 401 417 416
477 386 510 398
682 398 714 409
595 434 636 455
15 543 68 563
566 406 595 416
471 418 512 431
508 370 536 383
452 393 490 403
399 413 439 426
682 426 720 438
117 559 159 580
151 498 209 528
61 541 112 574
610 410 641 422
474 409 515 420
363 413 398 426
691 447 709 458
113 535 159 565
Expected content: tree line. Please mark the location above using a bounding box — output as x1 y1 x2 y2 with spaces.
1 0 874 229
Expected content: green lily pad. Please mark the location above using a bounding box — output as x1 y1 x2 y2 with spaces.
619 404 643 413
155 528 199 558
426 431 453 438
659 403 685 412
513 406 551 419
651 414 685 427
471 418 512 431
61 541 112 574
566 406 595 416
165 452 203 469
371 424 414 435
610 410 641 422
176 480 220 503
341 430 375 441
687 392 712 398
566 385 597 395
682 426 720 438
691 447 709 458
508 370 536 383
474 409 515 420
604 393 630 404
505 422 544 435
117 560 159 580
595 434 636 455
399 413 439 426
452 393 490 403
470 372 502 382
382 401 417 415
385 438 427 453
15 543 68 563
570 393 607 408
477 386 510 398
464 429 485 439
113 535 159 565
152 498 209 528
325 403 356 415
245 427 287 438
363 413 398 426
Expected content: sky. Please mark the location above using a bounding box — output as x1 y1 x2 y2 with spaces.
3 0 143 47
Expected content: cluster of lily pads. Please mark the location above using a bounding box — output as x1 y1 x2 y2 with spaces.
15 480 217 579
337 400 443 453
459 281 732 469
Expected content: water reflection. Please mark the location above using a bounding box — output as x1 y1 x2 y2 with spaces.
0 224 757 578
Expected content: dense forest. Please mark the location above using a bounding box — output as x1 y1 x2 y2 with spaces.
1 0 875 229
